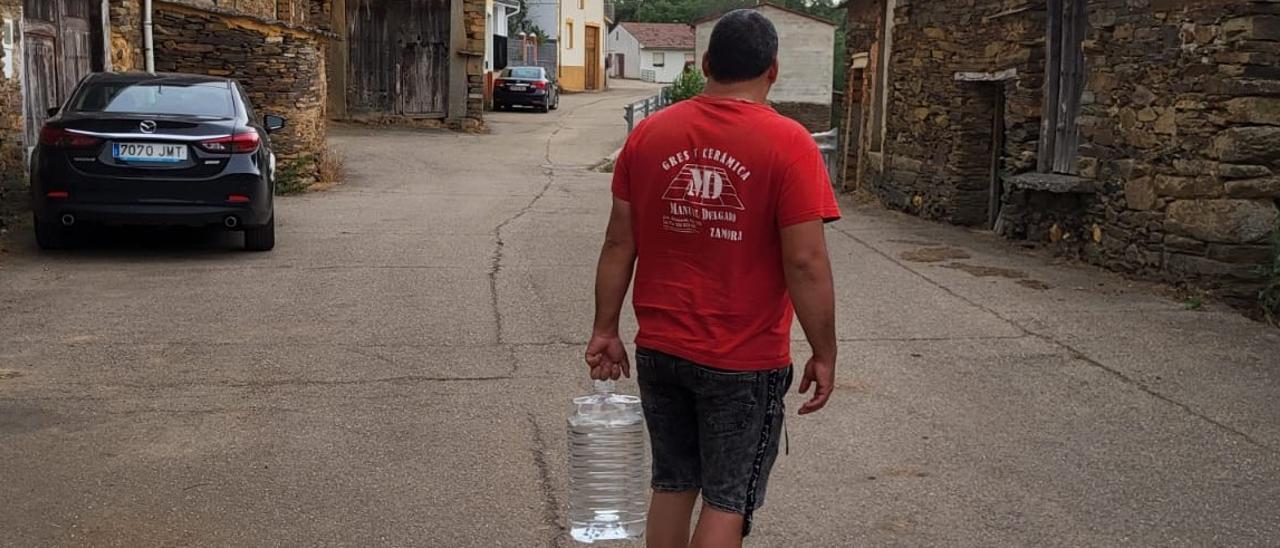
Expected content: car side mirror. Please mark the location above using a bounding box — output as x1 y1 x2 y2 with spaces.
264 114 286 133
46 106 59 117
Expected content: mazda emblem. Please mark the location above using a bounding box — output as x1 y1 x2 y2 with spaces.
139 120 157 134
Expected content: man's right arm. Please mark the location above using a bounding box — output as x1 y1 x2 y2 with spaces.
780 219 837 414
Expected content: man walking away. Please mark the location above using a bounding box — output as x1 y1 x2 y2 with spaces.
585 9 841 548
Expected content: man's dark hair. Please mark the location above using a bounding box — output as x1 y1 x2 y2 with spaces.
705 10 779 83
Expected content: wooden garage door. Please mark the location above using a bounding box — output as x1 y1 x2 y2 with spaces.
347 0 449 117
23 0 101 147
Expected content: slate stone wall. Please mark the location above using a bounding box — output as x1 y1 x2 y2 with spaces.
0 0 23 225
1077 0 1280 294
772 101 832 132
847 0 1280 299
149 2 329 179
856 0 1048 226
463 0 486 130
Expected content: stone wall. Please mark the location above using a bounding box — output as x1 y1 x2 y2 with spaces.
1074 0 1280 296
463 0 485 130
847 0 1280 300
853 0 1048 225
841 0 880 191
772 101 831 132
150 2 329 178
0 0 22 225
109 0 145 71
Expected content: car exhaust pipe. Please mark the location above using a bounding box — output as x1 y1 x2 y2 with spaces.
60 214 75 227
223 216 240 229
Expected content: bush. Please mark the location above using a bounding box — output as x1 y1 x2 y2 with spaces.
1262 220 1280 325
274 154 316 195
669 68 705 103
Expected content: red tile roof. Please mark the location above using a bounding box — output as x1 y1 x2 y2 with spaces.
619 22 696 50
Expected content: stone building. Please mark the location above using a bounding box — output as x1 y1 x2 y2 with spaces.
695 2 837 131
0 0 334 225
0 0 23 222
840 0 1280 299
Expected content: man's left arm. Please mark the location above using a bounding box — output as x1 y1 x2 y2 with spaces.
586 197 637 380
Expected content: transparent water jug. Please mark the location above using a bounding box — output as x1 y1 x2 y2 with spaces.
567 380 648 543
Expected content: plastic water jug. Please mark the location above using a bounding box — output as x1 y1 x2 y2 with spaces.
567 380 647 543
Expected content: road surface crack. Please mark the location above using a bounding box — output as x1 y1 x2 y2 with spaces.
527 412 568 547
489 96 600 346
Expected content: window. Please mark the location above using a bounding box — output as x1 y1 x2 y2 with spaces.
72 81 236 118
567 22 574 49
579 0 585 9
503 67 543 79
653 51 665 67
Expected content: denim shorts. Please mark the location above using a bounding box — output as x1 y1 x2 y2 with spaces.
635 347 793 537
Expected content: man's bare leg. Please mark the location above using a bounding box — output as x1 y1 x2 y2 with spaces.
647 490 699 548
689 504 744 548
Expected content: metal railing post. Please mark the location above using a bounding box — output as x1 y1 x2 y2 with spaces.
625 104 635 133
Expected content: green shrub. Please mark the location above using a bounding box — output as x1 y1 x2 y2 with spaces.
274 154 316 195
670 68 706 103
1262 220 1280 325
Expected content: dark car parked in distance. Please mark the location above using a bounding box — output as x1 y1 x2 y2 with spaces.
493 66 559 113
30 72 285 251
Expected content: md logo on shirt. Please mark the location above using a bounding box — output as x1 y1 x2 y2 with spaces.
661 164 745 210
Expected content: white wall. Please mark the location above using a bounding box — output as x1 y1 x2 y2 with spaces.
695 5 834 105
639 48 694 83
559 0 604 69
607 25 640 79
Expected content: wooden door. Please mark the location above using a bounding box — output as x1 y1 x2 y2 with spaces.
585 26 599 91
22 0 100 146
347 0 449 117
1038 0 1086 174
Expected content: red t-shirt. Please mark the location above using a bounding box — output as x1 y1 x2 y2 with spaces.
612 95 841 371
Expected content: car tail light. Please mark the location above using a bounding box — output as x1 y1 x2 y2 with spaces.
46 191 69 199
39 126 102 149
199 130 260 154
532 81 547 89
495 79 506 87
227 194 251 203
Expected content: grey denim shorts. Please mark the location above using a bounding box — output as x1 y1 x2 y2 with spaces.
635 347 793 537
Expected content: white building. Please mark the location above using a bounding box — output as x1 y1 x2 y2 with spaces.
694 2 836 130
607 22 696 84
525 0 607 91
486 0 520 75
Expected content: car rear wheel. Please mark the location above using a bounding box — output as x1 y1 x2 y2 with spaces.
244 215 275 252
33 215 71 250
550 93 559 110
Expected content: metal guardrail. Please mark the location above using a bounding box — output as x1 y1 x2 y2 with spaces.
624 87 673 133
624 92 841 186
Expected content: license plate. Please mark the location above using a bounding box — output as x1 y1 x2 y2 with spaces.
113 142 188 163
509 85 528 91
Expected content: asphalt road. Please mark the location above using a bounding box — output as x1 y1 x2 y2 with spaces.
3 81 1280 547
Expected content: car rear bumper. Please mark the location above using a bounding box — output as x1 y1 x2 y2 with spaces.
494 89 549 106
31 157 273 228
39 202 270 228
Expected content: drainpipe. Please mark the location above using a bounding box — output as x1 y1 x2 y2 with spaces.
143 0 155 73
505 0 521 22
